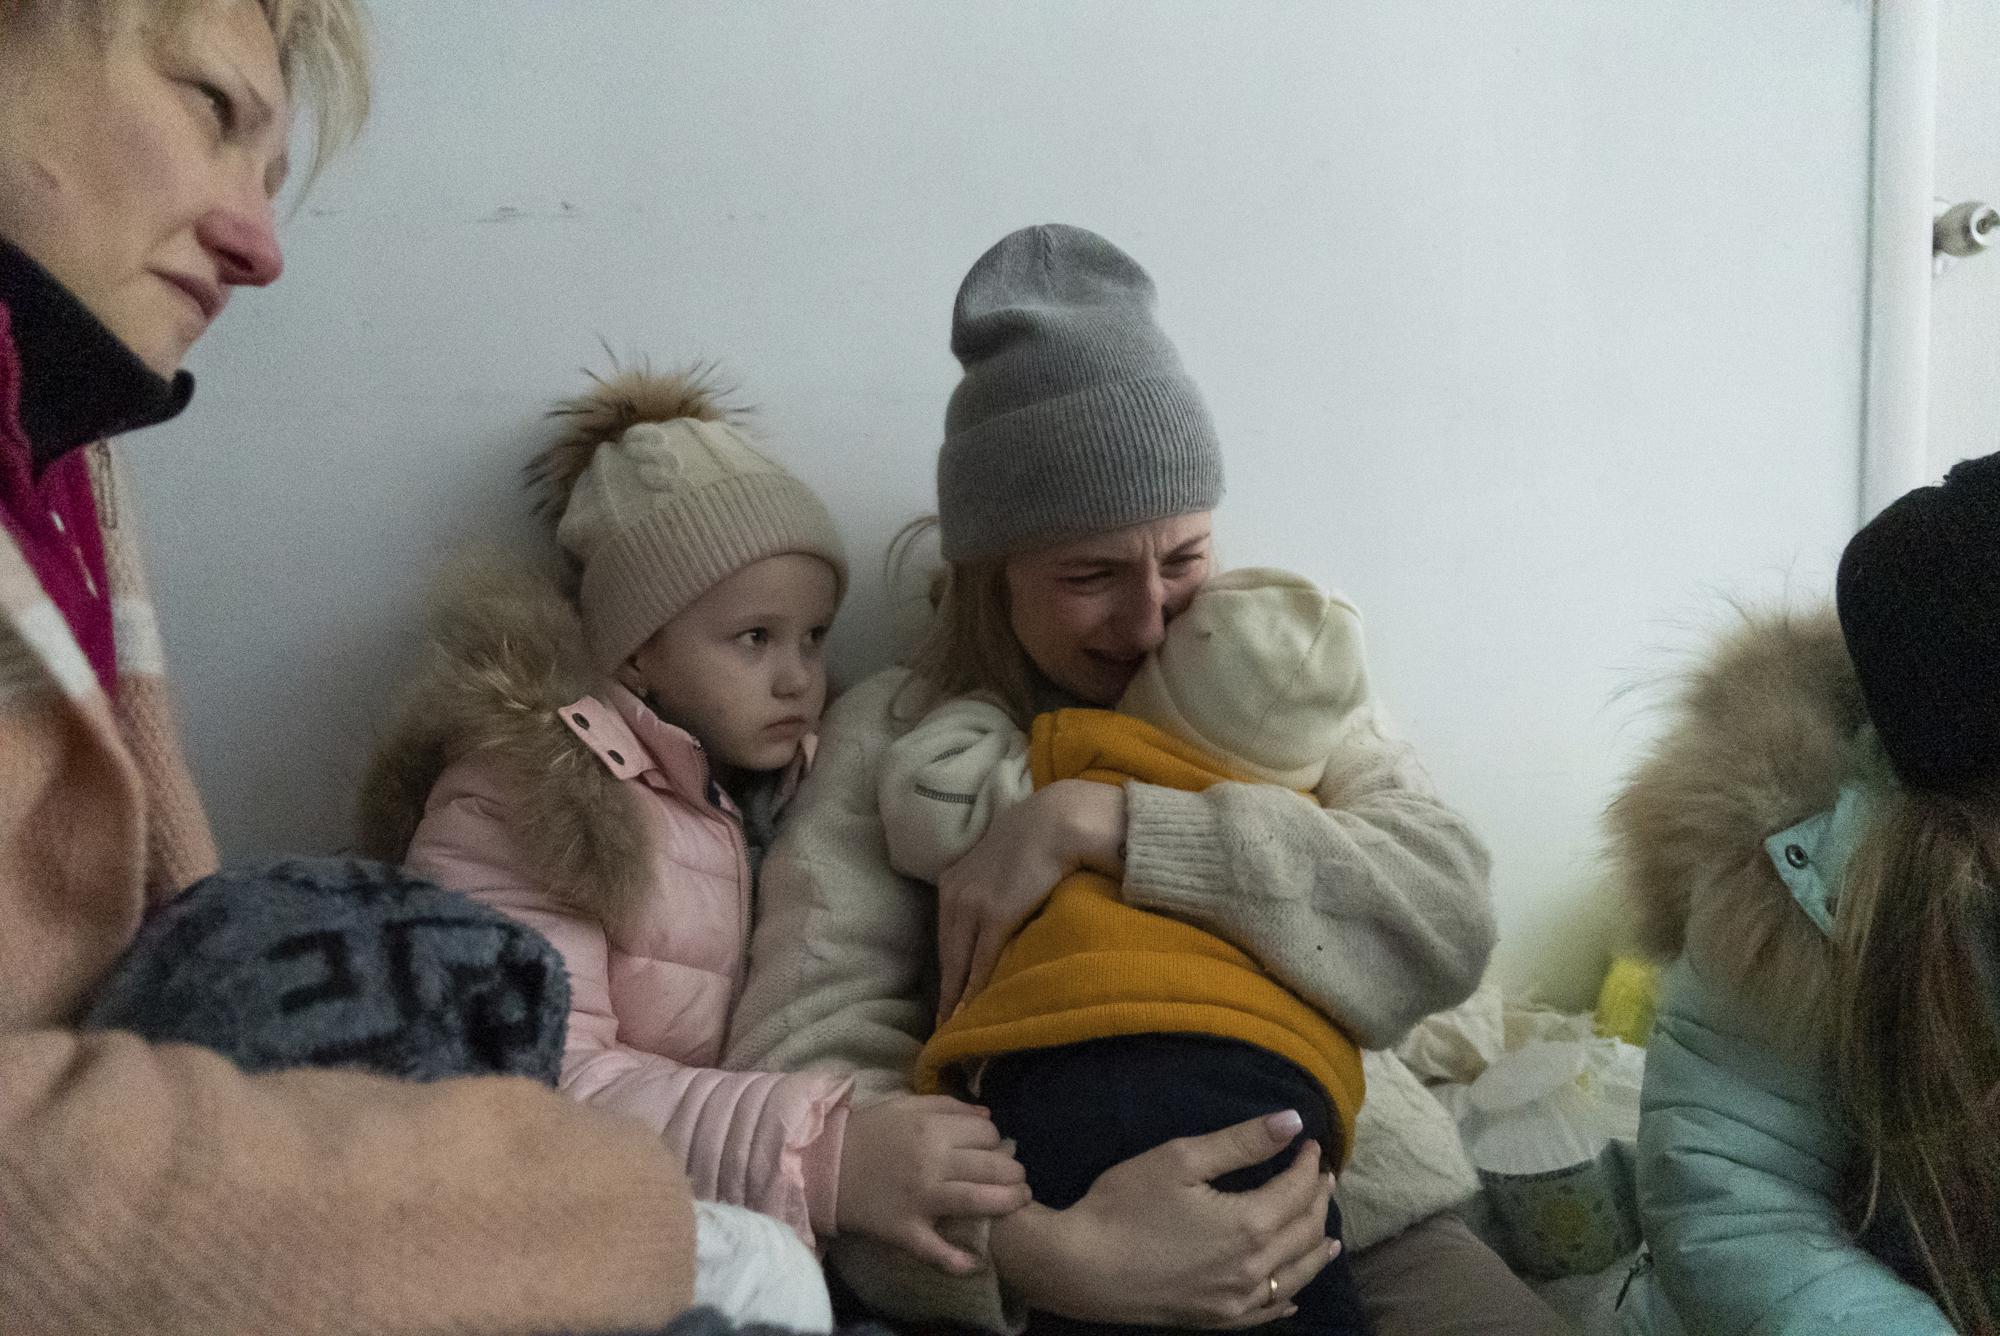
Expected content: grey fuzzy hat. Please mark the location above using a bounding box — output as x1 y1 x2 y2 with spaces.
937 224 1224 562
84 858 570 1083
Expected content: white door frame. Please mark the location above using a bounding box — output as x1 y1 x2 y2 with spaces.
1862 0 1938 520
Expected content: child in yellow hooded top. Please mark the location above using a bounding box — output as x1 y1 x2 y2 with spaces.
881 566 1374 1336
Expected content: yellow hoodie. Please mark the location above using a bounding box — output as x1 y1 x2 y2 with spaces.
915 708 1364 1164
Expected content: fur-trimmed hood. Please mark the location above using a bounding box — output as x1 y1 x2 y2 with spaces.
357 366 794 929
1607 607 1874 1053
354 552 657 925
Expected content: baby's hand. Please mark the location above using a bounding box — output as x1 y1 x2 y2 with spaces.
835 1092 1032 1273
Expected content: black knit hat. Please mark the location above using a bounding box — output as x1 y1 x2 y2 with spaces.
1836 450 2000 794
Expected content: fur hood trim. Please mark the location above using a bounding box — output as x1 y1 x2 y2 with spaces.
354 550 653 926
525 362 745 525
1607 607 1872 1052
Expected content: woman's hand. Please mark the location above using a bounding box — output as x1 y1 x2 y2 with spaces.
988 1110 1338 1328
835 1093 1031 1274
935 778 1125 1021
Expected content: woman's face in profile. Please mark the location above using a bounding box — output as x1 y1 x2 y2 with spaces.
1004 511 1214 706
0 0 292 375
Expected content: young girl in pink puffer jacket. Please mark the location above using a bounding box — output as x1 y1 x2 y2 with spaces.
357 369 1029 1295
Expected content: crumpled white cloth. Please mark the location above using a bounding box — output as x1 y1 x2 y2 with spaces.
692 1200 834 1333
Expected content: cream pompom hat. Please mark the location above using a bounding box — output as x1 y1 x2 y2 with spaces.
1118 567 1370 788
527 367 847 673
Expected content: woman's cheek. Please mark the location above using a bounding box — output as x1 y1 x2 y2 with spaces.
1054 591 1104 639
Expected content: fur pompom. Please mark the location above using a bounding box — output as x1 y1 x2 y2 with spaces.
525 359 747 523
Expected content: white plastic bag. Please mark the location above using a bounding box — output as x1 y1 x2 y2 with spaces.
1459 1036 1644 1278
692 1200 834 1333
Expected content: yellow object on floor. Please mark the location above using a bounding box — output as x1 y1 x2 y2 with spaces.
1594 956 1660 1047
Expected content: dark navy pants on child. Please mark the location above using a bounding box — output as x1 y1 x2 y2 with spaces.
979 1033 1372 1336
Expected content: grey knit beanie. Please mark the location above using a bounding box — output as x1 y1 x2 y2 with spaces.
937 224 1225 562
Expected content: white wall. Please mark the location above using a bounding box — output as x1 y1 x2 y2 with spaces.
131 1 1875 1007
1931 0 2000 479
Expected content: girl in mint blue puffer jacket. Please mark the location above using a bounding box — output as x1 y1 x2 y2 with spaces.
1607 453 2000 1336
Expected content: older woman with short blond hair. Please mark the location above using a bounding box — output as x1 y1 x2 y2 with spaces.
0 5 705 1332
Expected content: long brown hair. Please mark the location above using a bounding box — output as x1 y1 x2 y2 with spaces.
1834 784 2000 1333
885 515 1037 726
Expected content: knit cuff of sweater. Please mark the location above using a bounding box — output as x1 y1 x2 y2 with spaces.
1120 780 1230 909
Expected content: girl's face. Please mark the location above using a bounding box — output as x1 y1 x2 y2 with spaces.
619 554 839 776
1003 512 1214 706
0 0 291 376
